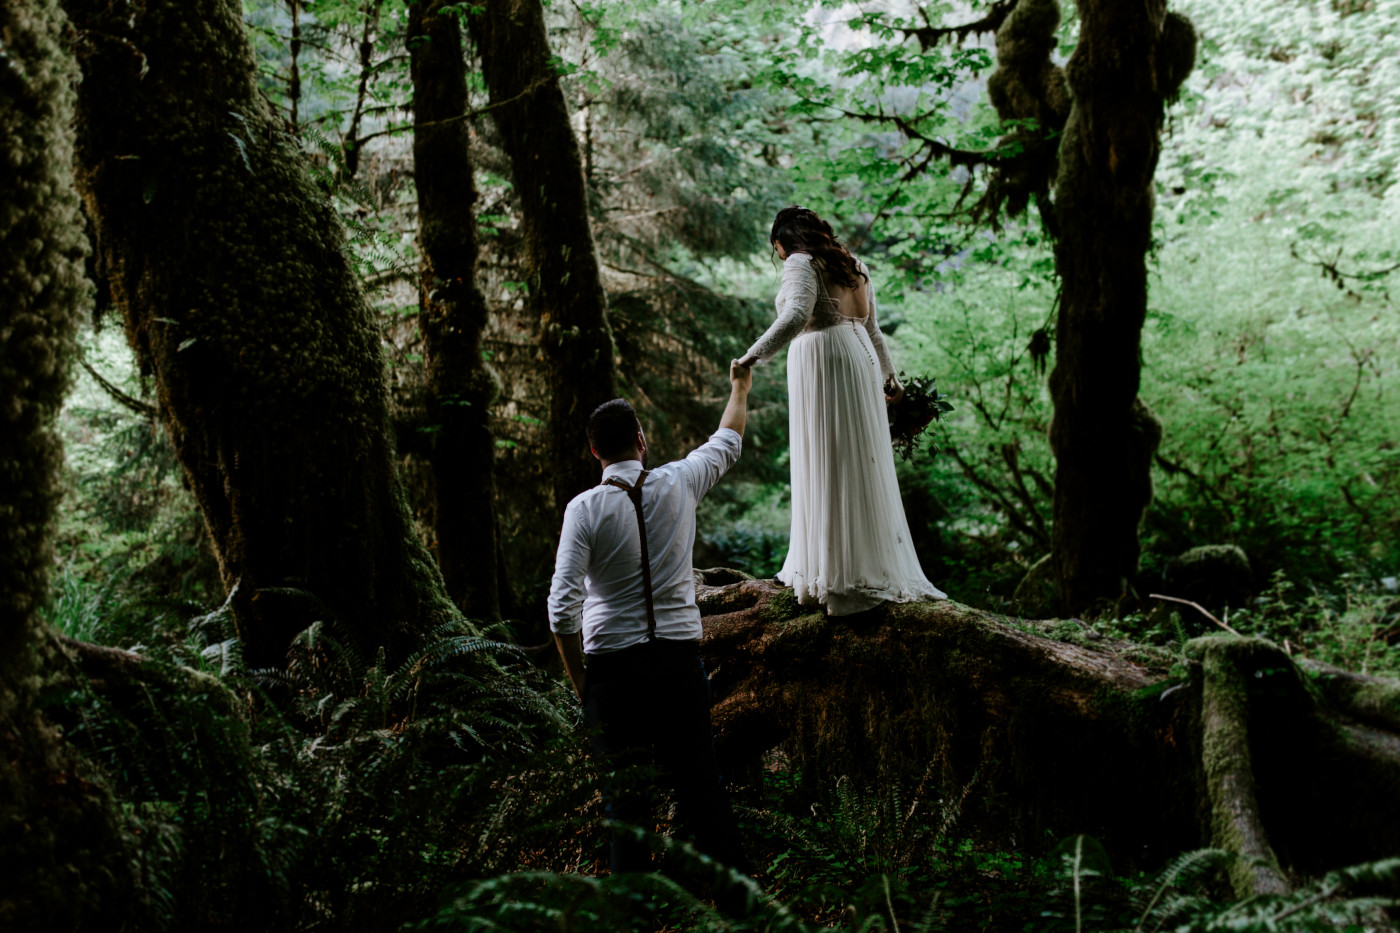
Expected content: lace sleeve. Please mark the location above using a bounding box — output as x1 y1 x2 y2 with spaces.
744 254 818 364
859 261 897 382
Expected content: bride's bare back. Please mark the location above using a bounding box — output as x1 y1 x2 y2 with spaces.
827 279 870 321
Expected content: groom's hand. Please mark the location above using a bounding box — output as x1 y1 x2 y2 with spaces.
730 359 753 393
721 361 751 436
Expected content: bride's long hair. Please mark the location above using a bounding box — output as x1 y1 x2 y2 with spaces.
770 207 868 289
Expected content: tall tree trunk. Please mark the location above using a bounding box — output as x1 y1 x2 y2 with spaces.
408 0 501 620
697 575 1400 898
63 0 459 668
0 0 128 924
1046 0 1193 611
467 0 617 516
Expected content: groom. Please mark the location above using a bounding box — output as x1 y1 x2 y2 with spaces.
547 361 752 873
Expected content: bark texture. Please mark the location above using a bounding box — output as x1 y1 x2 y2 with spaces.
62 0 459 667
408 0 501 620
0 1 128 924
1045 0 1194 611
467 0 617 517
696 575 1400 896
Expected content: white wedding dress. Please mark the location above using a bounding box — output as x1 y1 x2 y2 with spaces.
746 252 946 614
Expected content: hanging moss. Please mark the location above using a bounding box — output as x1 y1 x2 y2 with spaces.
0 0 129 925
984 0 1070 220
1156 12 1198 100
986 0 1064 121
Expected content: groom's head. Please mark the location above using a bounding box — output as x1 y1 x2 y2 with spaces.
588 399 647 466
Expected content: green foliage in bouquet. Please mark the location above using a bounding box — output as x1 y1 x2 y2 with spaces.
889 373 954 462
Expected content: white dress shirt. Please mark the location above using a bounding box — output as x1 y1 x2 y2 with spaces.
548 429 742 654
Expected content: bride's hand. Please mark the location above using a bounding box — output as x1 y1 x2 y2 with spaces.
885 379 904 405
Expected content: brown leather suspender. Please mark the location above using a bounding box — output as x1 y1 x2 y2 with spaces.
603 470 657 641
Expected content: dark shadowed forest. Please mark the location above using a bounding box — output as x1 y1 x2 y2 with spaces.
4 0 1400 929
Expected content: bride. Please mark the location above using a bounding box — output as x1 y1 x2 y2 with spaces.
738 207 946 615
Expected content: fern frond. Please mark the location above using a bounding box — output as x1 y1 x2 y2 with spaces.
1132 847 1231 932
200 636 245 677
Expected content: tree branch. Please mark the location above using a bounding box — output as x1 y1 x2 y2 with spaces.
78 355 158 418
900 0 1019 50
1292 242 1400 285
1000 442 1049 543
946 446 1050 549
1153 452 1237 523
353 77 553 148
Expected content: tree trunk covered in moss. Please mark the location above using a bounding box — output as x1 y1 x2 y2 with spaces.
408 0 501 621
1044 0 1194 611
696 575 1400 896
467 0 617 517
62 0 458 668
0 0 128 924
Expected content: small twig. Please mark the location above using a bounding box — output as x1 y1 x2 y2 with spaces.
1270 883 1339 922
354 78 553 148
1149 594 1242 637
1291 242 1400 284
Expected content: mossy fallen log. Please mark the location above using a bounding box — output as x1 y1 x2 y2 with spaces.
695 574 1400 895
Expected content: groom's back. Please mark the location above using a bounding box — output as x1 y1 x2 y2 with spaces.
548 429 741 654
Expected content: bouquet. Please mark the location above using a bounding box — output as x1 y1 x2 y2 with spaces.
887 372 953 461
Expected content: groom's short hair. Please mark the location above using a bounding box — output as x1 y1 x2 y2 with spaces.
588 399 641 460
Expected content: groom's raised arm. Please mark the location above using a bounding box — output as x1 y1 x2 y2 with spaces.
719 359 752 437
682 360 751 503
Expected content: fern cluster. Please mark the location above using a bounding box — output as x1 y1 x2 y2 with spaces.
53 590 592 931
1038 841 1400 933
45 582 1400 931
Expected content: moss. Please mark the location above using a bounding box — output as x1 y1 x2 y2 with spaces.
1156 12 1198 100
759 586 804 624
1346 681 1400 724
1188 637 1290 897
1308 669 1400 732
0 0 87 659
0 0 129 924
1091 677 1181 734
984 0 1069 220
1043 618 1105 647
765 612 835 659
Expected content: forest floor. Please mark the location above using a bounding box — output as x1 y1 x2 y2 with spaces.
508 755 1239 932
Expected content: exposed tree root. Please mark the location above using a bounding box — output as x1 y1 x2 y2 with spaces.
1190 638 1289 896
695 574 1400 891
57 635 247 723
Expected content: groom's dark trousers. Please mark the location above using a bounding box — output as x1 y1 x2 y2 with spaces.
582 637 741 874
